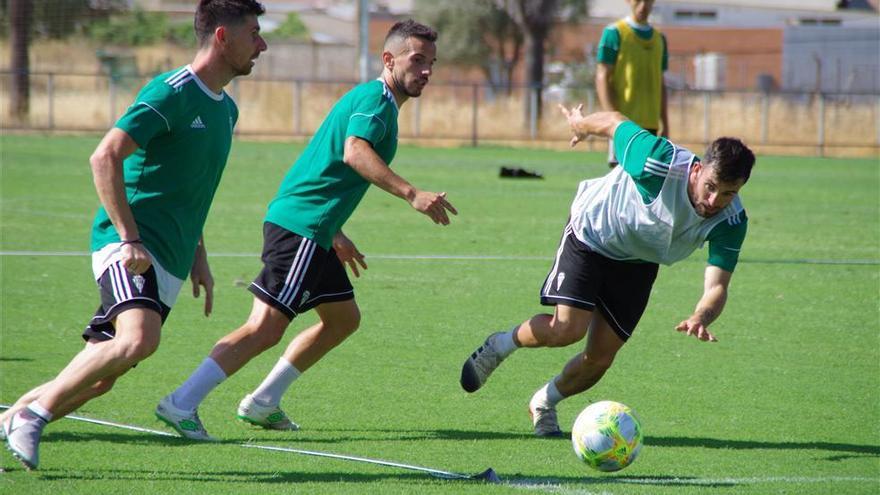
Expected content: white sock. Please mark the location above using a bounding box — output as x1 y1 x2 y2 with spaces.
531 376 566 409
251 358 301 407
170 358 227 412
492 326 520 358
27 402 53 422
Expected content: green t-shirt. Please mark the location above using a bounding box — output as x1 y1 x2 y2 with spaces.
597 20 669 71
90 66 238 279
265 79 399 249
613 121 747 272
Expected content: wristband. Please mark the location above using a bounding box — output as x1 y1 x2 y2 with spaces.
120 239 143 246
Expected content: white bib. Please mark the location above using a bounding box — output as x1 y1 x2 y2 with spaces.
570 145 743 265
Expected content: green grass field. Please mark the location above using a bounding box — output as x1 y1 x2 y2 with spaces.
1 135 878 494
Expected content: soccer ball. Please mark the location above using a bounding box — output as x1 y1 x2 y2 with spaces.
571 401 643 472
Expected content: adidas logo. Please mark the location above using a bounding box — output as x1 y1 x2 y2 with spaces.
190 116 206 129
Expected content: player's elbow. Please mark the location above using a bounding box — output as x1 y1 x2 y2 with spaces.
343 137 365 167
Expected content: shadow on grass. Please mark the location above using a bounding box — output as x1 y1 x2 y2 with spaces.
17 465 746 488
32 467 455 484
645 435 880 456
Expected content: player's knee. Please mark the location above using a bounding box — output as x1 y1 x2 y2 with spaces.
582 351 616 372
547 320 587 347
125 337 160 363
249 321 287 350
91 377 118 398
341 306 360 335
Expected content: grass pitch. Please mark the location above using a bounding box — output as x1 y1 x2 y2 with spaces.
1 135 878 494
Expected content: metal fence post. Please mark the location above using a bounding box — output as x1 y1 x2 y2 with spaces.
760 92 769 145
293 80 302 135
587 90 595 151
412 97 421 138
703 91 711 145
471 84 478 147
529 86 538 140
231 79 240 136
108 75 116 127
817 92 825 157
876 95 880 147
47 72 54 130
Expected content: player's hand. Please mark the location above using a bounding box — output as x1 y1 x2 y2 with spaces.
190 254 214 316
558 103 588 148
675 317 717 342
410 190 458 225
121 242 152 275
333 232 367 278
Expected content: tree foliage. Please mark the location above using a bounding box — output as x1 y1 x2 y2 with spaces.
414 0 522 94
265 12 309 40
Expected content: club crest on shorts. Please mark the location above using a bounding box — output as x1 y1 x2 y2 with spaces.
556 272 566 291
132 274 146 293
299 290 311 307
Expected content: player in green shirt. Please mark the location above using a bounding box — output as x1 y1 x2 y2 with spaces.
460 104 755 437
157 19 457 439
2 0 267 470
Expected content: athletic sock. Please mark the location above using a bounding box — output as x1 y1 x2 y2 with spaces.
251 358 301 407
492 326 520 358
170 357 227 412
27 402 53 422
531 376 566 409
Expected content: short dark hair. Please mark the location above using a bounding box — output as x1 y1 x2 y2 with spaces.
703 137 755 184
384 19 438 46
195 0 265 45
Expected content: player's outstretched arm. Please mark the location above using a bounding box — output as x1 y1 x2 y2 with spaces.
675 265 733 343
343 136 457 225
90 128 152 274
333 230 367 278
558 105 626 147
190 236 214 316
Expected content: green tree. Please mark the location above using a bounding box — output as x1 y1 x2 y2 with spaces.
265 12 309 40
414 0 522 95
497 0 589 122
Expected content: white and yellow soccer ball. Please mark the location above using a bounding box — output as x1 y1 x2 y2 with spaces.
571 400 643 472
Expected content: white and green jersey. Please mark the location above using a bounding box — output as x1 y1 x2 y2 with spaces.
90 65 238 279
570 121 747 271
265 79 399 249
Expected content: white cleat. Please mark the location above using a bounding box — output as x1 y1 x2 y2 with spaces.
236 394 299 431
4 409 47 470
460 332 507 393
529 396 563 438
155 395 215 441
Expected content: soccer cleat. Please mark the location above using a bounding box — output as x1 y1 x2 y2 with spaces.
528 399 563 438
4 409 47 470
236 394 299 431
460 332 507 393
155 395 215 441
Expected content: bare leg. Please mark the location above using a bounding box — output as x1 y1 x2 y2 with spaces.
513 304 594 348
33 308 161 415
209 298 292 376
555 312 625 397
283 299 360 372
0 375 121 426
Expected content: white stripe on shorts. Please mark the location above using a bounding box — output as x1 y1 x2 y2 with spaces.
279 238 317 307
111 261 133 301
541 223 573 297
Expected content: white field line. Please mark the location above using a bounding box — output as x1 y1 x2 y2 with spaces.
0 250 878 266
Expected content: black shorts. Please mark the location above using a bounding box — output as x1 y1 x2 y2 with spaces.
83 261 171 342
249 222 355 320
540 224 659 342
